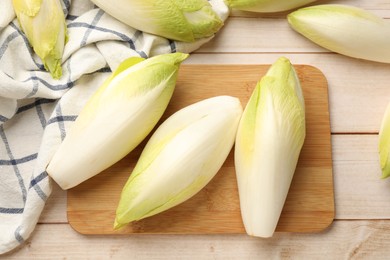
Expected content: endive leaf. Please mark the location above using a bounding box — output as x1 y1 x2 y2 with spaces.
12 0 68 78
114 96 243 229
90 0 223 42
288 4 390 63
379 103 390 179
235 57 305 238
13 0 42 16
111 57 145 78
224 0 317 13
47 53 189 190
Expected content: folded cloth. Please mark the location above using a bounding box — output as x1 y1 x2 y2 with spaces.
0 0 229 254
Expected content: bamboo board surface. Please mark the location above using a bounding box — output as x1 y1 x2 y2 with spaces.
67 64 334 235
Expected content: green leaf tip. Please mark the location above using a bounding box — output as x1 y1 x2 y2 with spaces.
379 103 390 179
12 0 68 79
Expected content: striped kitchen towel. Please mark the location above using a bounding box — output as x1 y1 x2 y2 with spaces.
0 0 229 254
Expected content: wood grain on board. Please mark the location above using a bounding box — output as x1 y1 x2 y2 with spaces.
67 64 334 235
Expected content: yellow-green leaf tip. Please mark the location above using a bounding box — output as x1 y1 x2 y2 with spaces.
12 0 68 79
379 103 390 179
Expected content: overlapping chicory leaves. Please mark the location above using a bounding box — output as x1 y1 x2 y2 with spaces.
114 96 243 229
234 57 306 237
12 0 68 78
47 53 188 189
90 0 224 42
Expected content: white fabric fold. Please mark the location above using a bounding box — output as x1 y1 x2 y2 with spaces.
0 0 229 254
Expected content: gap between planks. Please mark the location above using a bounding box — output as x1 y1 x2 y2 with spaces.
332 132 378 135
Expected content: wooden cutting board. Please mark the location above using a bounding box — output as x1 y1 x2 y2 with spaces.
67 64 334 235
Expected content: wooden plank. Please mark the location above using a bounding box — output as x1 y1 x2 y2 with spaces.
197 17 326 54
331 135 390 219
331 0 390 10
6 220 390 259
230 5 390 19
197 11 390 54
187 53 390 133
227 0 390 17
66 64 334 235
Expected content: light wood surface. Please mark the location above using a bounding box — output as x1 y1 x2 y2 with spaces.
67 65 334 235
4 0 390 258
7 221 390 259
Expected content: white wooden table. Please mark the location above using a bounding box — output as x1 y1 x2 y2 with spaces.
5 0 390 258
